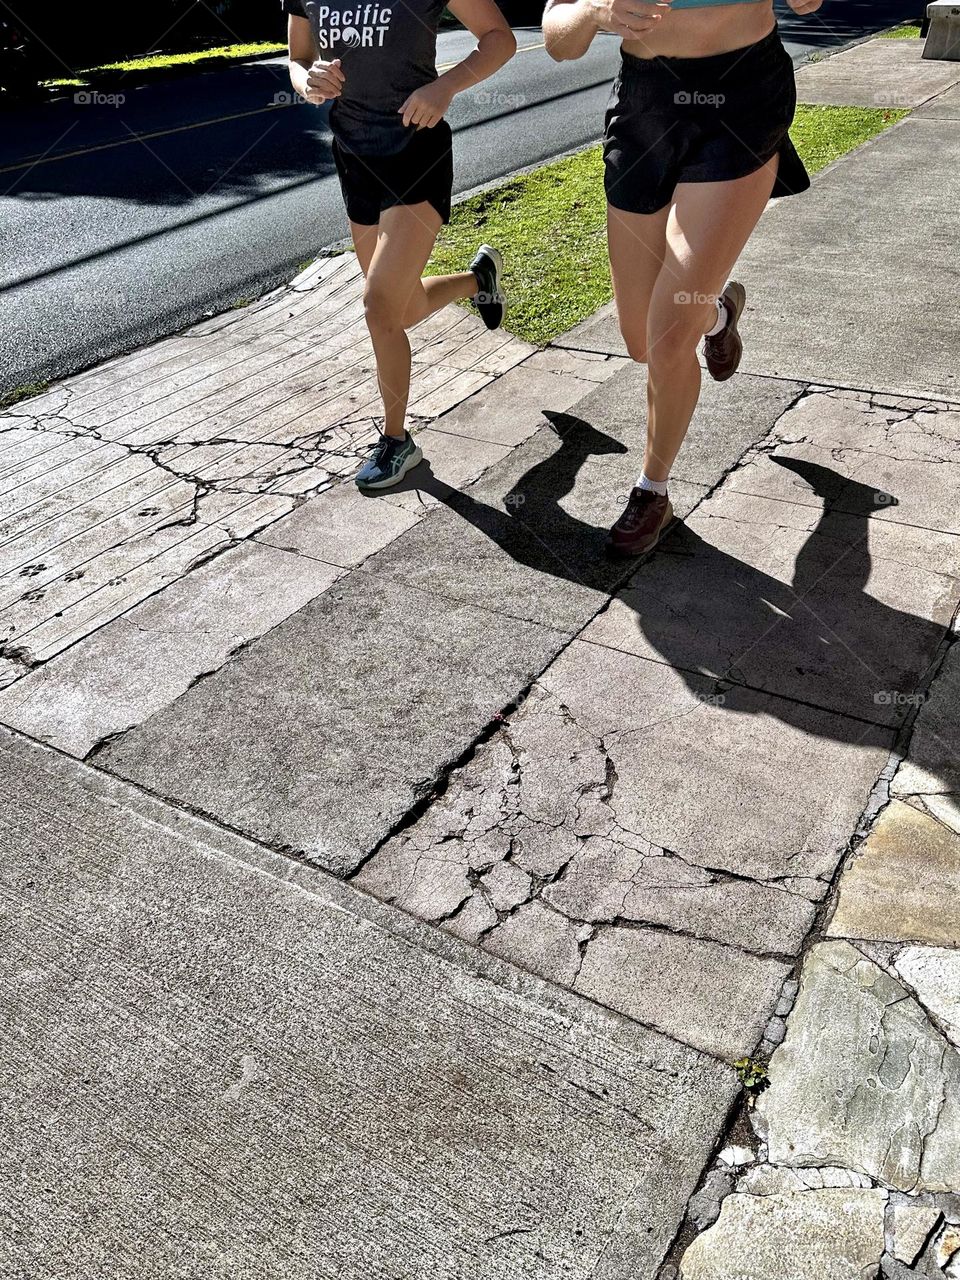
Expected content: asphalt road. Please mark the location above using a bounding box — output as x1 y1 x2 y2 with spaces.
0 0 922 397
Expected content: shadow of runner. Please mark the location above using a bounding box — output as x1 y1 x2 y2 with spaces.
385 410 629 591
382 416 955 749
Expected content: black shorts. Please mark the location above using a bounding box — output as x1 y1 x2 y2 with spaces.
604 25 810 215
332 121 454 227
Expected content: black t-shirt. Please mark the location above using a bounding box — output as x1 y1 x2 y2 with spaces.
282 0 446 156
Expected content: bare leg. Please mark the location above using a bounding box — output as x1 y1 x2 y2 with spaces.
606 201 671 365
643 158 778 481
358 204 480 439
350 219 380 274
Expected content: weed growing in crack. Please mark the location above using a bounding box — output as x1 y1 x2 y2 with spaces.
732 1057 770 1103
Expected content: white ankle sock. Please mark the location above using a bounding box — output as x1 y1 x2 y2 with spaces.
636 471 668 496
704 297 728 339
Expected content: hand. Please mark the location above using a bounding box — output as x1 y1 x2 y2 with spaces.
588 0 671 41
398 78 455 128
304 58 344 104
786 0 824 11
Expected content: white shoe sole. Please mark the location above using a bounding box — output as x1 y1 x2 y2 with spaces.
476 244 505 330
356 444 423 491
478 243 503 281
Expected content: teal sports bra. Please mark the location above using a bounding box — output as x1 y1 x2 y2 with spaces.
670 0 765 7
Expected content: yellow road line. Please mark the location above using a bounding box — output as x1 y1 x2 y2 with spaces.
0 41 547 177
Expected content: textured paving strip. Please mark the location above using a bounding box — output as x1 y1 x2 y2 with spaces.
0 253 531 671
0 727 735 1280
0 541 343 757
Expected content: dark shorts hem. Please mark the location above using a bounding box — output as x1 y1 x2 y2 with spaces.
333 121 453 227
603 25 811 216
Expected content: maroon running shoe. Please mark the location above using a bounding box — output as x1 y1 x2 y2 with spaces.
607 487 674 559
704 281 746 382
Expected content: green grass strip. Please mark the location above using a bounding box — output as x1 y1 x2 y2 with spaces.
428 103 908 345
45 41 284 86
877 23 922 38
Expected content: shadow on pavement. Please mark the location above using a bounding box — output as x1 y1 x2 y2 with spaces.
386 409 947 751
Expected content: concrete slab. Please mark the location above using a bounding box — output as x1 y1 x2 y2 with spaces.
0 253 527 670
552 302 625 358
914 81 960 116
424 353 620 449
0 727 736 1280
584 486 960 727
574 925 791 1060
0 541 342 757
523 348 628 383
356 637 888 1055
735 117 960 400
256 479 422 568
533 640 891 886
558 114 960 400
891 642 960 834
361 421 698 633
828 800 960 947
793 38 960 108
96 574 567 877
565 365 806 489
726 389 960 536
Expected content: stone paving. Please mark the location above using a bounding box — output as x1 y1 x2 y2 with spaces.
2 30 960 1280
671 661 960 1279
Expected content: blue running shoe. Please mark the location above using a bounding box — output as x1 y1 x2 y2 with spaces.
355 431 423 490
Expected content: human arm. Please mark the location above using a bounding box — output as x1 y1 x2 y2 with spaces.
399 0 517 128
286 13 345 104
542 0 671 62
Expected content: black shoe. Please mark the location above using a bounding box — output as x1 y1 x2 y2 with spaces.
469 244 505 331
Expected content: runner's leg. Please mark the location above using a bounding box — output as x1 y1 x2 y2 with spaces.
644 158 778 480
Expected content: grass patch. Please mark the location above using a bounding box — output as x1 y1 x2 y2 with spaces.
877 23 922 38
0 382 49 412
427 103 908 345
44 40 284 88
430 148 608 346
790 103 908 174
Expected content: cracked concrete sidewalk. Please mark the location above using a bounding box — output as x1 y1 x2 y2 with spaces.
2 31 960 1280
